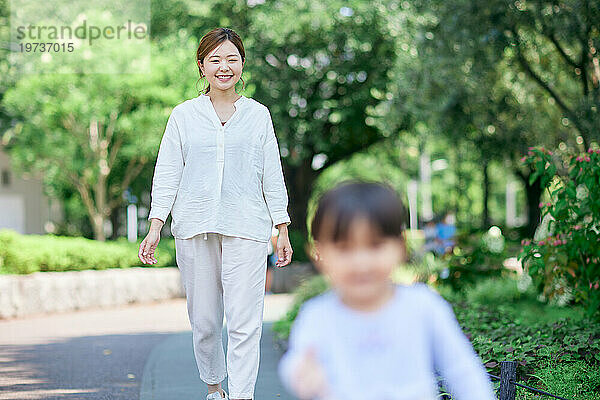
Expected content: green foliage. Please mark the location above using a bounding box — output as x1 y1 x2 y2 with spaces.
462 276 537 306
1 36 198 239
438 229 509 291
515 360 600 400
454 301 600 380
519 146 600 318
287 228 310 263
0 229 175 274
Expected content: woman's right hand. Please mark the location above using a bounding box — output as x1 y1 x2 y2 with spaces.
139 219 164 264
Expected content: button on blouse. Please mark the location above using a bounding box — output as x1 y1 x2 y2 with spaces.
147 94 291 243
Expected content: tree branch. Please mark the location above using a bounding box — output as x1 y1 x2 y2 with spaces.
107 137 123 170
511 29 590 141
107 158 146 210
547 33 580 70
104 110 118 146
514 45 572 116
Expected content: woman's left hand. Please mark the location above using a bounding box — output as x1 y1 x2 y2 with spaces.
275 230 293 267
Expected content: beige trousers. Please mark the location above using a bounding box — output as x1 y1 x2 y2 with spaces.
175 232 269 399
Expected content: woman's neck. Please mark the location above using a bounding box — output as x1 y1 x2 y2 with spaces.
206 89 241 104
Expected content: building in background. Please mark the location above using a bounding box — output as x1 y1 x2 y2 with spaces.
0 147 62 234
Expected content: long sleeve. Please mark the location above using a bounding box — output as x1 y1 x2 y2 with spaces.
262 110 291 227
427 289 496 400
147 112 184 223
277 302 318 395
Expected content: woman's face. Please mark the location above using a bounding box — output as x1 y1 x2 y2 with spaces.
198 39 244 93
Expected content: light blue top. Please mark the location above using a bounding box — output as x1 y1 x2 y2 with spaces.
278 283 496 400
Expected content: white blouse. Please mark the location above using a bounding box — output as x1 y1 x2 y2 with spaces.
147 94 291 243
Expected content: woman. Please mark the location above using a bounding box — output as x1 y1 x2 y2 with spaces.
138 27 293 400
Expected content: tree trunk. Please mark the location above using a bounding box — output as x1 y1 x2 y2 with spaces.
482 160 490 229
110 208 121 240
91 213 106 241
283 158 318 237
516 172 543 238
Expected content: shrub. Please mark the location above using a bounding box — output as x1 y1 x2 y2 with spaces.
0 229 175 274
515 360 600 400
463 276 537 306
438 228 508 291
519 146 600 318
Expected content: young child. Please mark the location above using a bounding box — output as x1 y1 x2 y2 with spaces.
278 181 496 400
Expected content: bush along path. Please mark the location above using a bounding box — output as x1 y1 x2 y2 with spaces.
0 229 176 274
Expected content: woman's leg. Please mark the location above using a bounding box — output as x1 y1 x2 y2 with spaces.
175 234 227 392
221 235 269 400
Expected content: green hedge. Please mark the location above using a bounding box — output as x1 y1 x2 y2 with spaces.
0 229 176 274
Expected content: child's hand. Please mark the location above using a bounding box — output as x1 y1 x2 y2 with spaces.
291 347 334 400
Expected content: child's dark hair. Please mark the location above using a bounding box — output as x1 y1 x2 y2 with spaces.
310 180 407 243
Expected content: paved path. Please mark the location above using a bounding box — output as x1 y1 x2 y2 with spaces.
0 295 296 400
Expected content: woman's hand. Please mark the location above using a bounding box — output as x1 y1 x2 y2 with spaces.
139 219 163 264
275 225 293 267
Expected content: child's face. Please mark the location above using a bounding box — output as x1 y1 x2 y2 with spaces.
313 217 405 308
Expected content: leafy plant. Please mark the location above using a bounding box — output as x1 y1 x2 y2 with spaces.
0 229 176 274
438 228 509 291
519 146 600 318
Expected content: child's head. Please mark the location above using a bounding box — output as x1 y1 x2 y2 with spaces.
309 180 407 306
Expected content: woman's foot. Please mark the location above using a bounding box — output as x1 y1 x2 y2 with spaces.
206 389 228 399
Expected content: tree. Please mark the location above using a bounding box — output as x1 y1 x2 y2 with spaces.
399 0 594 234
2 36 198 240
247 0 404 235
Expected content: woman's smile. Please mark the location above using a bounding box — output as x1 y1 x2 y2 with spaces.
216 74 233 82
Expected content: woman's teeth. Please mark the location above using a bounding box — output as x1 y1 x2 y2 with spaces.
217 75 232 81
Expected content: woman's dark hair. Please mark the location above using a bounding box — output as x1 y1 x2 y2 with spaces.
196 27 246 95
310 180 407 243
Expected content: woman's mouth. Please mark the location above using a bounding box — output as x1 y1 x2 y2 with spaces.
216 74 233 82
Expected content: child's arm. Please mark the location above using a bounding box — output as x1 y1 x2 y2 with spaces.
277 301 333 399
425 288 496 400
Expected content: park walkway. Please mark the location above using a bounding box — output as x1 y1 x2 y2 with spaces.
0 294 296 400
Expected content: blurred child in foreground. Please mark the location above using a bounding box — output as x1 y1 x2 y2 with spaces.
277 181 495 400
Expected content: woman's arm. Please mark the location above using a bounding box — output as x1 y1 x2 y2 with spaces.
262 109 291 229
147 111 185 226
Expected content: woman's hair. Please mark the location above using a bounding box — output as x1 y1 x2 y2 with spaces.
196 27 246 95
310 180 407 244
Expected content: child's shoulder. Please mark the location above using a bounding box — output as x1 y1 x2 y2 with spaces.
299 290 338 313
397 282 450 309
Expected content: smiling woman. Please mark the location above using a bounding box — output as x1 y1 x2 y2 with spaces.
138 27 293 400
